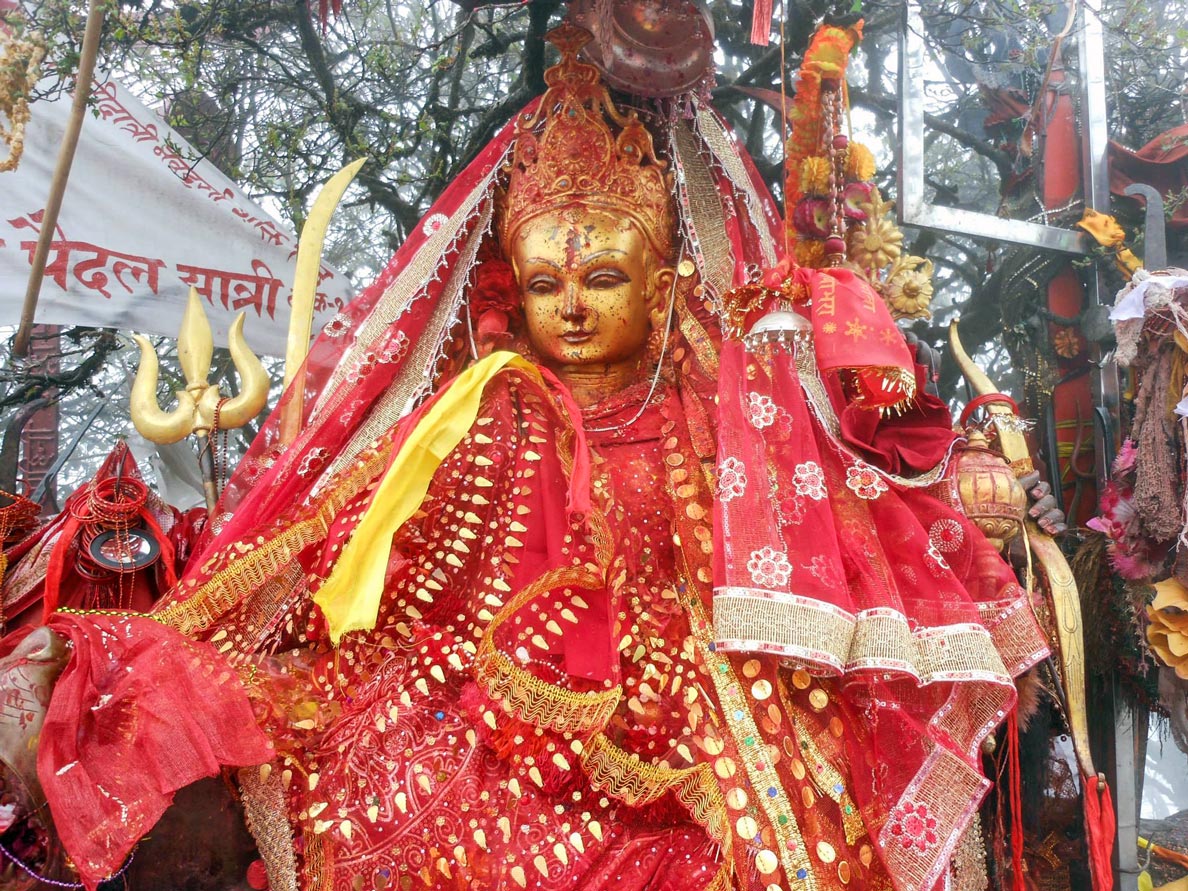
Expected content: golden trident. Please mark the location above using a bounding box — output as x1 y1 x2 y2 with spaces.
130 288 270 512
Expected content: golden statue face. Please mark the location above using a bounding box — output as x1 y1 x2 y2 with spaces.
510 207 673 371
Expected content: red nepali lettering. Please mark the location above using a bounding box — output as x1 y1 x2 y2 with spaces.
177 259 283 319
92 81 160 145
10 212 164 299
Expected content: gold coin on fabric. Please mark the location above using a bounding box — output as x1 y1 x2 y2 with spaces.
735 816 759 840
783 738 797 758
677 484 697 498
829 717 845 738
751 679 773 701
809 688 829 711
816 842 837 864
715 756 737 779
678 259 696 277
726 787 749 810
766 885 783 891
859 844 874 867
766 703 782 727
838 861 852 884
742 659 761 678
685 502 706 520
790 758 806 780
755 850 779 876
801 786 815 808
704 736 725 756
791 669 812 689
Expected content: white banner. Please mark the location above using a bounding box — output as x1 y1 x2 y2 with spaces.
0 76 353 356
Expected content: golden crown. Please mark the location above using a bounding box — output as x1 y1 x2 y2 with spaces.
499 24 676 257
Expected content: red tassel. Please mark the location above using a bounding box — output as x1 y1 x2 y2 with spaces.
1007 711 1027 891
1083 773 1116 891
750 0 773 45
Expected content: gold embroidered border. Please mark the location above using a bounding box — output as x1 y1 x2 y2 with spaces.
153 439 395 637
976 591 1049 677
318 200 496 485
673 118 734 303
313 149 508 417
877 746 989 891
786 703 865 846
714 592 1013 686
683 586 817 890
473 566 622 737
239 766 299 891
693 108 777 269
580 732 728 848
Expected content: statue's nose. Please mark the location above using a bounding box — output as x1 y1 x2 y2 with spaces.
561 285 587 322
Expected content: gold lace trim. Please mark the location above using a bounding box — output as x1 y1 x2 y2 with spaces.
977 592 1049 678
673 118 734 305
714 593 1012 686
683 582 817 889
239 766 299 891
473 565 622 736
694 108 777 269
153 438 394 636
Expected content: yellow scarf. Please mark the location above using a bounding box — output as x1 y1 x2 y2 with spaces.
314 351 539 643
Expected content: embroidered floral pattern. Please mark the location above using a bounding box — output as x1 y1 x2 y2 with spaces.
746 392 777 429
928 518 964 553
297 447 330 479
806 554 840 587
717 457 747 502
792 461 827 501
747 546 793 588
323 312 352 338
378 331 410 364
923 542 950 576
778 491 806 526
845 464 887 500
888 800 939 852
422 212 448 236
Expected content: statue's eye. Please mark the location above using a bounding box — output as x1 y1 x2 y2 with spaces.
526 275 558 296
586 269 629 289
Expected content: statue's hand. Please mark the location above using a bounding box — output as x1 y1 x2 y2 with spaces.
1018 470 1067 535
902 330 939 397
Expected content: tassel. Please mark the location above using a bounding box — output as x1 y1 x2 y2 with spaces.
1007 710 1026 891
1083 773 1116 891
750 0 773 45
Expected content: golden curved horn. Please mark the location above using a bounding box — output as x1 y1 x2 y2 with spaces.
129 334 196 444
949 320 1097 780
280 157 367 445
218 313 271 428
948 320 1029 460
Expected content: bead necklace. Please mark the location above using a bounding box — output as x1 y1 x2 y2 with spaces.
0 838 134 889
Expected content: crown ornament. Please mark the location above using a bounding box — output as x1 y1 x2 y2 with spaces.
499 23 676 257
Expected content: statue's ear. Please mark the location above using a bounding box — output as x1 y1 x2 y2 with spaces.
650 264 677 328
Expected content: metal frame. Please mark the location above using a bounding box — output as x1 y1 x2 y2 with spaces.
896 0 1105 255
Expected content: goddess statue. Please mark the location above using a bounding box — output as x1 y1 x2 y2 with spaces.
11 23 1051 891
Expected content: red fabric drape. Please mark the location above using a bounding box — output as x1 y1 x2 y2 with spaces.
39 613 272 890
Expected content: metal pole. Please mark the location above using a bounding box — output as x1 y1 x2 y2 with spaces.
12 0 106 359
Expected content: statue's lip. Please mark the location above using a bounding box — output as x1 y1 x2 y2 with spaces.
561 330 595 343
